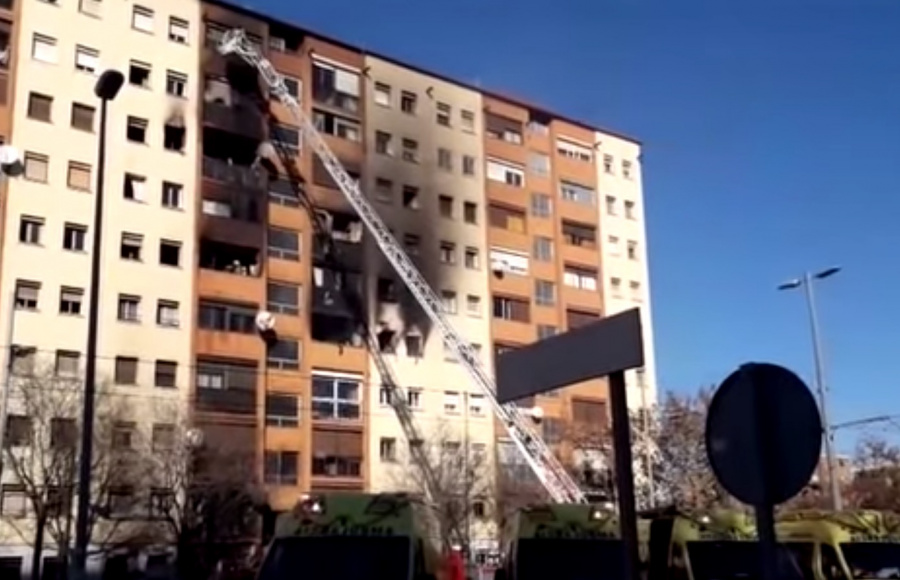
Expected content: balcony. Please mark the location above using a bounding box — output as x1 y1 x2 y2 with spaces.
202 156 266 192
199 238 262 277
203 101 265 139
201 193 263 248
196 387 256 415
311 266 361 318
312 211 364 271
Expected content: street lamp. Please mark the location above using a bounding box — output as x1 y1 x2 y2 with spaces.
72 69 124 579
778 265 842 511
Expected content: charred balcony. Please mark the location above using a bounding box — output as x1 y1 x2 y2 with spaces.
201 183 263 248
312 210 364 271
200 238 261 278
203 75 265 140
202 128 268 194
311 266 364 345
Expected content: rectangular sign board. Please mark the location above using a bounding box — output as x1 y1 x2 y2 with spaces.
495 308 645 403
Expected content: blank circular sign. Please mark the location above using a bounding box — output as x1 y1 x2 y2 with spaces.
705 363 823 506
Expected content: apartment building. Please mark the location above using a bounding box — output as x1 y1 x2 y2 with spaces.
0 0 201 567
362 55 495 547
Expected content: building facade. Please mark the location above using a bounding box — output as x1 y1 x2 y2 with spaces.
0 0 654 572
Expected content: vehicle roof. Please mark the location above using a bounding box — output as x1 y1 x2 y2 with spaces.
273 492 418 539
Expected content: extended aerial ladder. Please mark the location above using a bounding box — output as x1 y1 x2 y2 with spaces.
218 30 586 505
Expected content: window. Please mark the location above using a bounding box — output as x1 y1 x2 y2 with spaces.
159 240 181 267
164 120 186 152
70 103 95 132
264 451 298 485
55 350 80 377
561 221 597 248
462 155 476 176
440 290 457 314
485 112 523 144
120 232 142 260
630 280 642 299
156 300 179 327
464 247 480 270
431 194 453 218
311 61 360 113
436 102 451 126
560 181 595 205
117 294 141 322
486 159 525 187
443 391 461 414
132 5 154 33
277 75 301 99
493 296 530 323
466 295 482 317
439 241 456 265
563 265 598 291
608 235 620 255
128 60 151 88
374 82 391 106
400 91 417 114
625 200 636 219
488 204 526 233
463 202 477 224
374 178 392 203
114 356 138 384
490 248 529 276
627 240 639 260
405 334 423 358
531 193 551 217
27 93 52 122
611 277 622 296
161 182 182 208
311 373 361 421
268 227 300 260
403 234 420 255
268 338 300 370
151 424 175 451
402 186 420 210
535 280 555 306
567 309 599 330
24 153 49 182
469 394 486 416
150 361 174 388
312 110 360 142
460 110 475 132
123 173 146 201
603 154 614 173
79 0 102 17
407 388 422 408
198 301 256 333
126 117 148 143
165 70 187 97
59 287 83 315
266 394 299 427
50 418 77 449
168 17 188 44
556 139 593 162
375 131 393 155
31 34 58 64
379 437 397 462
63 223 86 251
14 281 39 310
267 281 300 315
74 45 99 74
437 148 453 170
18 216 43 244
605 195 617 215
622 160 633 179
401 138 419 163
533 236 553 261
537 325 558 340
528 152 550 176
1 485 26 517
67 162 91 191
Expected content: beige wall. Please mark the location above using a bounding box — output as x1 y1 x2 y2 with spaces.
595 133 657 408
0 0 201 414
361 56 495 505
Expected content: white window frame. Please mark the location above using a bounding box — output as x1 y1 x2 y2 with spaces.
468 394 486 416
374 82 391 107
563 267 598 292
560 181 595 206
168 17 189 43
443 391 461 415
311 371 361 421
486 159 525 188
556 139 593 162
490 247 530 276
132 5 154 33
32 34 58 64
74 45 99 73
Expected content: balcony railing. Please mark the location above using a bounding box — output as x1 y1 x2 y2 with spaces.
202 157 267 191
196 387 256 415
203 102 264 138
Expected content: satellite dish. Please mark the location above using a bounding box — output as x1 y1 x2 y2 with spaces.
255 311 276 333
0 145 23 177
529 406 545 422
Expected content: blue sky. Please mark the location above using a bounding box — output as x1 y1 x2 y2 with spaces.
249 0 900 451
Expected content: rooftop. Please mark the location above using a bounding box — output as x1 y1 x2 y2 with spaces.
206 0 641 146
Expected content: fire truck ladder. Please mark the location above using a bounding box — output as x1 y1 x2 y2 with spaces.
218 29 586 505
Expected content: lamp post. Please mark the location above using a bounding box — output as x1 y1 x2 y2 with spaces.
72 69 124 579
778 266 842 511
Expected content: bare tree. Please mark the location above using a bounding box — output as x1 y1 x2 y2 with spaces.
139 405 263 580
388 422 494 553
845 436 900 511
0 364 142 579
